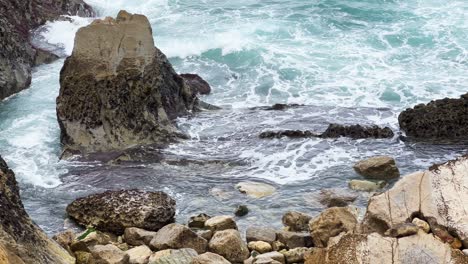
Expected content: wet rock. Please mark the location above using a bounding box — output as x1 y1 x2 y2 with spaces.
317 189 358 207
281 247 313 263
309 207 358 248
348 179 386 192
235 205 250 217
246 227 277 244
57 11 199 154
385 223 419 238
53 229 76 254
353 156 400 180
191 252 230 264
0 156 75 263
412 218 430 233
34 48 59 66
259 130 317 139
208 229 250 263
188 214 211 229
150 248 197 264
124 227 157 247
248 241 272 254
89 244 129 264
236 181 276 198
149 223 207 254
180 73 211 95
320 124 394 139
254 252 285 264
276 231 313 249
426 217 457 246
398 93 468 140
204 215 237 232
282 211 312 232
66 190 176 234
126 245 151 264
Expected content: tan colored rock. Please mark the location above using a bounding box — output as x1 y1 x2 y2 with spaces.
124 228 157 246
248 241 272 253
412 218 430 233
74 251 93 264
281 247 313 263
126 245 151 264
191 252 230 264
150 248 197 264
188 214 211 229
204 216 237 232
208 229 250 263
236 181 276 198
195 230 213 241
317 188 358 207
254 251 285 264
282 211 312 232
70 230 118 253
148 249 172 263
348 179 387 192
53 229 76 254
276 231 313 249
89 244 129 264
149 224 207 254
309 207 358 247
253 258 282 264
271 241 286 252
246 227 276 244
353 156 400 180
384 223 419 238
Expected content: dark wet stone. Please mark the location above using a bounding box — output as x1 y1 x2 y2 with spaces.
235 205 249 217
259 130 317 139
181 73 212 95
320 124 394 139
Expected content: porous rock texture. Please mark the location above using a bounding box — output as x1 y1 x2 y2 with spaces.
398 93 468 140
0 156 74 264
0 0 94 100
57 11 199 153
66 189 176 235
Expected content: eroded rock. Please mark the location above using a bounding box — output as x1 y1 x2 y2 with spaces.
282 211 312 232
276 231 313 249
246 227 277 244
89 244 129 264
149 224 207 254
309 207 358 248
204 216 237 232
208 229 250 263
124 227 157 247
191 252 230 264
353 156 400 180
180 74 211 95
236 181 276 198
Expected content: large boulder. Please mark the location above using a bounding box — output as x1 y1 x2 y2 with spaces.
0 156 74 263
363 155 468 247
398 93 468 140
0 0 94 100
66 190 176 234
208 229 250 263
57 11 199 154
149 223 207 254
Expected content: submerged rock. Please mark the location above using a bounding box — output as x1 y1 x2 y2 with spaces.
66 189 176 234
398 93 468 140
259 130 317 139
57 11 199 154
0 156 74 263
348 179 386 192
236 181 277 198
353 155 400 180
180 73 211 95
317 189 358 207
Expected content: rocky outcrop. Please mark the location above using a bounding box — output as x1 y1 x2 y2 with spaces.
0 0 94 100
57 11 200 154
180 74 211 95
66 189 176 234
0 156 74 263
398 93 468 140
260 124 394 139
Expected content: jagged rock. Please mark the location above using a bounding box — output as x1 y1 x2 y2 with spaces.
191 252 230 264
34 48 59 66
204 216 237 232
398 93 468 139
126 245 151 264
0 0 94 100
363 156 468 248
70 230 117 253
276 231 313 249
150 248 197 264
348 179 386 192
149 224 207 254
282 211 312 232
57 11 199 153
353 156 400 180
317 189 358 207
180 74 211 95
246 227 277 244
0 156 74 263
208 229 250 263
259 130 316 139
195 230 213 241
53 229 76 254
66 190 176 234
248 241 272 253
412 218 430 233
308 207 358 248
89 244 129 264
384 223 419 238
254 252 285 264
188 214 211 229
281 247 313 263
236 181 276 198
320 124 394 139
271 241 287 252
124 227 157 247
74 251 93 264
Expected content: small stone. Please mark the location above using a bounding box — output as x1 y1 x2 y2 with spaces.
188 213 211 229
149 223 207 254
317 189 358 207
151 248 198 264
255 251 285 264
353 156 400 180
281 247 313 263
116 243 129 251
385 223 419 238
196 229 213 241
126 245 152 264
148 249 172 263
282 211 312 232
89 244 129 264
309 207 358 248
204 215 237 232
271 241 287 252
276 231 313 249
412 218 430 233
451 238 463 249
208 229 250 263
236 181 276 198
235 205 249 217
70 230 118 253
191 252 231 264
75 251 93 264
248 241 272 254
463 249 468 256
124 227 157 246
246 227 277 244
348 179 387 192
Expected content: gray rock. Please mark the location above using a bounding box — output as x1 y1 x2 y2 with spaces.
188 214 211 229
204 216 237 232
348 179 386 192
317 189 358 207
191 252 230 264
276 231 313 249
127 245 152 264
208 229 250 263
149 224 207 254
180 73 211 95
89 244 129 264
150 248 198 264
195 230 213 241
282 211 312 232
281 247 313 263
236 181 276 198
124 227 157 246
255 251 285 264
353 156 400 180
309 207 358 248
246 227 276 244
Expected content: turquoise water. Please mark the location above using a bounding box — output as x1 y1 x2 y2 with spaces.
0 0 467 234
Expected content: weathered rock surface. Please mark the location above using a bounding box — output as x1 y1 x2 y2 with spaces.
317 188 358 207
149 224 207 254
320 124 394 139
276 231 313 249
282 211 312 232
236 181 276 198
150 248 197 264
0 0 93 100
0 156 74 263
89 244 129 264
309 207 358 248
180 74 211 95
255 251 285 264
191 252 230 264
124 227 157 247
248 241 272 253
204 216 237 232
363 155 468 247
348 179 386 192
282 247 313 263
188 214 211 229
126 245 151 264
66 190 176 234
259 130 317 139
246 227 277 244
384 223 419 238
57 11 199 153
208 229 250 263
353 156 400 180
398 93 468 140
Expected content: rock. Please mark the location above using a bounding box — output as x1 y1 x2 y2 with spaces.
255 252 285 264
208 229 250 263
70 230 117 252
412 218 430 233
148 249 172 263
317 189 358 208
75 251 93 264
89 244 129 264
66 190 176 234
204 216 237 232
149 224 207 254
57 11 199 154
191 252 230 264
195 230 213 241
188 214 211 229
124 227 157 247
353 156 400 180
384 223 419 238
34 48 59 66
463 249 468 256
271 241 287 252
259 130 317 139
248 241 272 254
281 247 313 263
0 0 94 100
0 156 75 263
253 259 282 264
236 181 276 198
309 207 358 248
426 217 457 245
363 156 468 248
180 73 211 95
276 231 313 249
398 93 468 140
246 227 277 244
282 211 312 232
320 124 394 139
126 245 151 264
259 103 302 111
235 205 249 217
150 248 197 264
348 179 386 192
53 229 76 254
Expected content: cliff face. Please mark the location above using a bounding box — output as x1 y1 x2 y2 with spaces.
0 156 74 264
0 0 94 100
57 11 198 154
